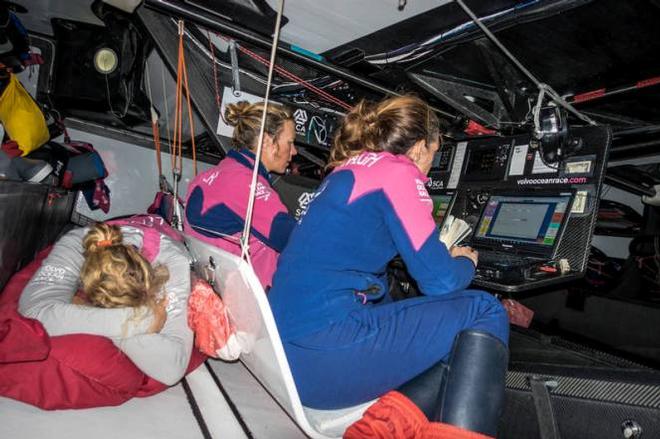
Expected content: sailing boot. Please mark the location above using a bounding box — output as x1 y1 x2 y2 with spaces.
435 329 509 437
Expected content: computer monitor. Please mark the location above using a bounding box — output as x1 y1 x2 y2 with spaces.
471 191 575 258
430 191 456 231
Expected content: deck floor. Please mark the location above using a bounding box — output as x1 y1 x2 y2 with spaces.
0 360 306 439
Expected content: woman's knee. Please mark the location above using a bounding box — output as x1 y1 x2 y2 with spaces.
463 289 510 343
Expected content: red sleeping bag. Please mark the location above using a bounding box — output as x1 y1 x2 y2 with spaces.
0 247 205 409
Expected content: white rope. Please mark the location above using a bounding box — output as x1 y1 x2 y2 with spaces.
240 0 286 261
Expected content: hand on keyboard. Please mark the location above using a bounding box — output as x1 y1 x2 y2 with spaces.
451 245 479 266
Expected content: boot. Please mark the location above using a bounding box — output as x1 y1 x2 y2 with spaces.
397 359 447 420
435 330 508 437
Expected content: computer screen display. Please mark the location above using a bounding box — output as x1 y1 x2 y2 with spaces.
431 193 455 229
474 194 572 247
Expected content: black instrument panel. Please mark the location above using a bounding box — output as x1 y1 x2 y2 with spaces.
426 126 612 292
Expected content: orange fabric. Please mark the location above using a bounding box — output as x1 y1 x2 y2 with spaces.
344 391 494 439
187 277 240 360
423 422 492 439
344 391 428 439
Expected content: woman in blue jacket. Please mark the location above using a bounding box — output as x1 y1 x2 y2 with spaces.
268 95 509 437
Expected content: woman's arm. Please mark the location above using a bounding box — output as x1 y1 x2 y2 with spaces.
114 238 194 385
381 165 475 295
18 227 153 337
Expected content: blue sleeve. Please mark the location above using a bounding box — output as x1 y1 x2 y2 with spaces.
381 171 475 295
267 212 296 252
185 186 244 238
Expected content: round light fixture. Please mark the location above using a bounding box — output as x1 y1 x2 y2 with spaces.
93 47 119 75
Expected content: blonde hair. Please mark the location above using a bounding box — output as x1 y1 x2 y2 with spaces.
328 95 441 168
80 223 169 311
224 101 293 151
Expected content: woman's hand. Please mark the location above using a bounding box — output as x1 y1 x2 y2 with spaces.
451 245 479 267
148 297 169 334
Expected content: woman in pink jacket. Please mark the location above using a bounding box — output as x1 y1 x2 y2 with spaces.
184 101 297 290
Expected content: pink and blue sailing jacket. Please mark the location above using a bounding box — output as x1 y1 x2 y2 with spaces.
184 149 296 289
268 151 476 341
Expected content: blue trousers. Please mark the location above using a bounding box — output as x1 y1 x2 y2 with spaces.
283 290 509 409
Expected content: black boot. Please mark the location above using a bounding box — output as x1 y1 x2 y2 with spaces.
436 329 508 437
396 359 447 420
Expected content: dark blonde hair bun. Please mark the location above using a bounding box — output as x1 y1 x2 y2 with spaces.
328 95 441 168
224 101 252 128
224 101 293 150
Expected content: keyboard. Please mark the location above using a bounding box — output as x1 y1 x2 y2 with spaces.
477 251 533 268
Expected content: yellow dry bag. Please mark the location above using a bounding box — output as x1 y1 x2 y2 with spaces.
0 74 49 156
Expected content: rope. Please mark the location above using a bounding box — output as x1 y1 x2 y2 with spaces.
144 60 163 179
240 0 286 261
207 30 222 113
172 20 198 176
160 59 172 155
214 32 352 111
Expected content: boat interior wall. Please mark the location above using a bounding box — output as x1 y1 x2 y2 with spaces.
64 127 212 223
185 236 375 439
0 181 75 290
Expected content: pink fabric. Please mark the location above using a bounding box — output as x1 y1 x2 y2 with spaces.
187 277 241 360
184 157 288 288
340 151 436 252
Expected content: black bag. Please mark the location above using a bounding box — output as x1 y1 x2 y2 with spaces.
0 2 30 73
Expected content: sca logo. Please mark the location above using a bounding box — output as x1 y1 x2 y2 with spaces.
426 178 444 190
295 191 315 219
293 109 308 135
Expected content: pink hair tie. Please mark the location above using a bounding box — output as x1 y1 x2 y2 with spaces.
97 239 114 248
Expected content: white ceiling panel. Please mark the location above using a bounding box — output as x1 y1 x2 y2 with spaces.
267 0 453 54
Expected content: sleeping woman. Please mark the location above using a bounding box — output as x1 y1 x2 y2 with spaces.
18 223 194 386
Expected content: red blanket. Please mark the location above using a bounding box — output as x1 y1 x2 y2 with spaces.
0 247 205 409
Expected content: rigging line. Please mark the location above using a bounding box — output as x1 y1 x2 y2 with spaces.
234 42 352 111
173 18 267 86
205 31 351 110
180 34 198 176
145 61 163 177
207 30 222 112
454 0 596 126
160 56 173 156
240 0 286 261
236 43 350 109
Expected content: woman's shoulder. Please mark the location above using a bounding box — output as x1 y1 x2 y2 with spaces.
341 151 421 182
